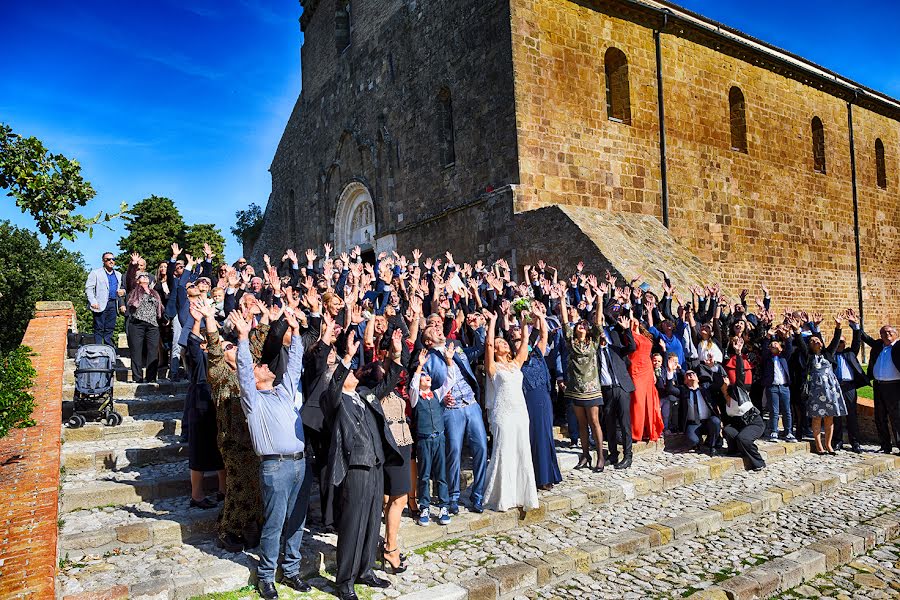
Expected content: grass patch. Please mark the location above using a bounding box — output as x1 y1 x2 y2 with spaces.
712 567 736 583
58 553 87 570
858 385 873 400
413 537 464 555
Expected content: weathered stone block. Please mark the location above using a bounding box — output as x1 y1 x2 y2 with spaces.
562 547 590 572
824 532 867 561
718 574 760 600
542 494 572 512
709 500 751 521
660 515 698 539
518 503 547 524
523 557 552 586
560 489 588 509
756 557 803 592
396 583 467 600
579 542 610 563
541 550 575 577
684 587 729 600
460 575 499 600
847 525 882 549
116 523 150 544
657 467 687 489
485 562 537 594
601 530 650 557
687 509 724 535
807 541 842 570
744 567 780 597
783 548 827 581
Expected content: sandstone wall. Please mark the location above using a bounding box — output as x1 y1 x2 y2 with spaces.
510 0 900 326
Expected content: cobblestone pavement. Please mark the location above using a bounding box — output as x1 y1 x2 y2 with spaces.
784 539 900 599
525 470 900 600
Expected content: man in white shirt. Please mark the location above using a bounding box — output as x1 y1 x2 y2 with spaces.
862 324 900 454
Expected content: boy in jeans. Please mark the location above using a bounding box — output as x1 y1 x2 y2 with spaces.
409 346 457 526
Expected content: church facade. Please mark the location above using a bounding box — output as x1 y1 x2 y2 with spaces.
252 0 900 327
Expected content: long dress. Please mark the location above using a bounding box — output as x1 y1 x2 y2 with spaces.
806 354 849 418
629 333 665 442
522 350 562 488
483 363 540 512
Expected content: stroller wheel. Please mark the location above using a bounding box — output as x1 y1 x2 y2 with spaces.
68 414 86 429
105 412 123 427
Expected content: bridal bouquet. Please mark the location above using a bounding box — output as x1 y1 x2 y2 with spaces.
511 297 533 324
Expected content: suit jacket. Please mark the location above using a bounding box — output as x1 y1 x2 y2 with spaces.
325 359 403 488
833 326 868 389
861 329 900 382
758 336 794 388
301 341 334 433
425 347 479 399
679 386 719 431
597 326 636 393
85 268 123 312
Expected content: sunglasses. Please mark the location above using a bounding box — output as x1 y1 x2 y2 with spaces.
224 343 235 351
103 257 115 262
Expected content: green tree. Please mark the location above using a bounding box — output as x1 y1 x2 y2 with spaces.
0 346 37 439
116 195 185 269
0 123 125 241
0 220 91 353
231 203 263 246
182 223 226 266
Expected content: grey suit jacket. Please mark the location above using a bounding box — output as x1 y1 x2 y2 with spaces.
85 267 123 312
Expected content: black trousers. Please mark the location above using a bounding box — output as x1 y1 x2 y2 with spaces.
303 426 336 529
723 414 766 470
873 380 900 451
127 320 159 382
833 383 859 447
603 385 632 461
336 465 383 594
790 380 810 438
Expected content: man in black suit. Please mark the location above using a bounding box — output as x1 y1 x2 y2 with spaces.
326 329 405 600
831 312 868 452
600 315 636 469
679 370 722 454
861 321 900 454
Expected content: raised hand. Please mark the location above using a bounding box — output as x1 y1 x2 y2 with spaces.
576 261 584 273
228 310 251 338
189 300 205 321
390 328 403 354
412 248 422 263
323 242 333 257
130 252 141 265
204 242 214 258
305 248 317 264
268 267 281 293
445 251 454 264
834 311 845 326
811 312 824 326
171 242 182 259
339 251 349 265
846 308 858 324
286 248 298 264
283 307 299 331
263 253 271 267
443 342 456 364
733 336 744 353
345 330 360 360
616 315 631 330
184 254 195 269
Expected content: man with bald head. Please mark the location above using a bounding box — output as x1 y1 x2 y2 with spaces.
862 323 900 454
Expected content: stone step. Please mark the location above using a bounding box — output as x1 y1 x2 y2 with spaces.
62 408 182 442
57 449 897 600
392 454 900 600
535 460 900 600
59 461 219 513
63 381 188 402
63 432 186 473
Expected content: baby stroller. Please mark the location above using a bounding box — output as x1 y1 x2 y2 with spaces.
67 344 123 428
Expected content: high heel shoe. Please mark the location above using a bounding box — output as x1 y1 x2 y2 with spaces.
593 455 605 473
379 545 407 574
575 454 591 470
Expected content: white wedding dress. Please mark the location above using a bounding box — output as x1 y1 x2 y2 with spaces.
483 363 540 512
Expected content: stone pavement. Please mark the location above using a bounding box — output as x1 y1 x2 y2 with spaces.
55 336 900 600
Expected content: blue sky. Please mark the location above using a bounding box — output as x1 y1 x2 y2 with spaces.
2 0 898 269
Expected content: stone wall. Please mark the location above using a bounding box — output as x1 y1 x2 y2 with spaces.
509 0 900 326
0 302 71 598
254 0 520 261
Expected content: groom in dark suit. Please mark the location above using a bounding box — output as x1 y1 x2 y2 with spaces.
832 316 869 452
598 315 636 469
326 330 405 600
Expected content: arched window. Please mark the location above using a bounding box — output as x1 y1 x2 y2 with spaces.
335 1 351 53
811 116 826 174
438 87 456 166
728 86 748 153
875 138 887 189
604 47 632 125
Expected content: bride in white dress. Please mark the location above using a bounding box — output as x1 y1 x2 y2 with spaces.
482 310 540 512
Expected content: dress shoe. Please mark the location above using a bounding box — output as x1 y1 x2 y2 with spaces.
216 531 244 552
278 573 311 593
448 501 459 515
470 500 484 514
189 497 216 509
613 456 632 470
356 574 391 588
850 444 862 453
338 590 359 600
257 581 278 599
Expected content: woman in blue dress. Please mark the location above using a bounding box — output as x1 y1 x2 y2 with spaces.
509 303 562 490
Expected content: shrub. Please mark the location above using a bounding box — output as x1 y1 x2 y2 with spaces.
0 346 37 438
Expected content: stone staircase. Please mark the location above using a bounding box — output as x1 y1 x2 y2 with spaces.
56 338 900 600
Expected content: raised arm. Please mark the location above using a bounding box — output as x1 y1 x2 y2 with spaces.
485 310 498 378
279 308 305 401
513 324 532 368
230 311 258 411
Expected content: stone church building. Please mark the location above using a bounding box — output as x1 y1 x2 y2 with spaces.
250 0 900 327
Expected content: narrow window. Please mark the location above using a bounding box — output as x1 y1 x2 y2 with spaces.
438 87 455 166
335 1 350 53
728 86 748 153
875 138 887 189
812 116 826 174
604 47 632 125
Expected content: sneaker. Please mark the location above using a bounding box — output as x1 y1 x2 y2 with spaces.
768 432 779 441
438 507 450 526
470 500 484 514
448 502 459 515
784 434 798 443
417 511 430 527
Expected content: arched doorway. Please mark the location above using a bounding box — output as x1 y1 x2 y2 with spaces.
334 182 376 257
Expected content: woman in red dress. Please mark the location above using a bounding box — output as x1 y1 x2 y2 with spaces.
628 318 665 442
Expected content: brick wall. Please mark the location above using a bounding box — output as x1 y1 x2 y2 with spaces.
0 302 71 598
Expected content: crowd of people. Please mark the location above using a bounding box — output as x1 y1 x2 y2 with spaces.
84 243 900 600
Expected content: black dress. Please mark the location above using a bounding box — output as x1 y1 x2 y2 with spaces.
186 333 224 472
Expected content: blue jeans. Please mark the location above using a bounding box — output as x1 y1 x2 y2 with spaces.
417 432 448 510
443 402 487 504
93 299 118 346
685 416 721 449
767 385 792 436
257 456 310 583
